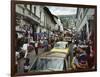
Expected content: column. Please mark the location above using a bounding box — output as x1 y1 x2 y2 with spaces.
86 21 89 41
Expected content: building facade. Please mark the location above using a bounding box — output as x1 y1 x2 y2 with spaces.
16 4 57 41
53 15 64 32
76 8 95 41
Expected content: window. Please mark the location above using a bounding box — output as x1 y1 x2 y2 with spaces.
30 5 32 12
40 11 41 19
24 4 27 8
34 6 36 15
23 8 24 14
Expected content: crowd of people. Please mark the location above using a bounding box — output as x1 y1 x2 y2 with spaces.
15 30 96 73
71 39 96 71
15 32 57 73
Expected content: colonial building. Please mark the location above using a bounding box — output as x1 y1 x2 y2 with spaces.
16 4 57 40
53 15 63 32
43 7 57 38
16 4 41 40
76 8 95 41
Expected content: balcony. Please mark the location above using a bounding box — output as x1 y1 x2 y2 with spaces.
24 9 40 24
16 4 40 24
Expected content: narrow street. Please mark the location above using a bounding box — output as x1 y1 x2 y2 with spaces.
15 4 96 74
17 42 75 73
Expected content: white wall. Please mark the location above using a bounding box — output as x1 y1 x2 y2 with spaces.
32 5 35 13
40 7 45 25
45 11 55 30
36 6 40 18
16 4 24 15
37 26 40 33
27 4 30 10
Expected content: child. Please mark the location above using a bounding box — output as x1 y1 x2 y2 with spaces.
71 50 80 70
24 58 30 72
72 48 88 70
78 46 88 69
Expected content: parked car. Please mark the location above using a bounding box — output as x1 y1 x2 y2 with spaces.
29 52 69 72
50 41 69 54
